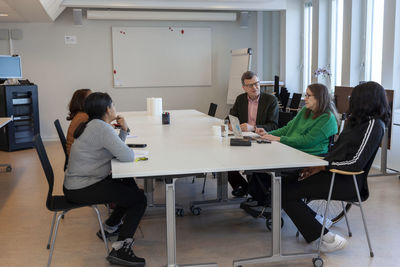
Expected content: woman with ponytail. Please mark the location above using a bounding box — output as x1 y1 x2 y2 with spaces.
64 92 147 266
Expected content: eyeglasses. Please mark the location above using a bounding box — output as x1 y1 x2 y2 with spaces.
305 93 314 98
244 81 260 88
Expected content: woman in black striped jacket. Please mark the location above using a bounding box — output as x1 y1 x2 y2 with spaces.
282 81 390 252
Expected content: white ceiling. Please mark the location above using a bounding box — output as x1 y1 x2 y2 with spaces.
0 0 53 22
0 0 286 23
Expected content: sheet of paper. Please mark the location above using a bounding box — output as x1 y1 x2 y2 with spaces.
133 150 149 160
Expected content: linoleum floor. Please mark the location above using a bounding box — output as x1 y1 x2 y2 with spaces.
0 141 399 267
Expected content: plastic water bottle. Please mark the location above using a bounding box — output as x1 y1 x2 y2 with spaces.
222 119 229 137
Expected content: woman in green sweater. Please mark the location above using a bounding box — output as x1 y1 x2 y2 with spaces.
256 83 338 156
243 84 339 213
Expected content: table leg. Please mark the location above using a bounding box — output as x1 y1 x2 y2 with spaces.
217 171 228 201
165 178 177 267
144 178 155 206
232 172 317 266
165 178 218 267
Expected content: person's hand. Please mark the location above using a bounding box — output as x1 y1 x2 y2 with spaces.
255 127 267 136
116 115 129 132
260 134 280 142
299 166 325 180
240 123 249 132
228 123 232 131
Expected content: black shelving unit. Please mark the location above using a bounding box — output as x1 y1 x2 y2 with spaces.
0 84 39 151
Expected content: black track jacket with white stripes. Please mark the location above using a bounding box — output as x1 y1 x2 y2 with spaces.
325 118 385 172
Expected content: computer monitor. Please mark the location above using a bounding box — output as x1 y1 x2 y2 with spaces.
0 55 22 79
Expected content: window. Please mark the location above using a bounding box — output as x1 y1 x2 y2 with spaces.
303 1 313 92
365 0 385 83
330 0 343 88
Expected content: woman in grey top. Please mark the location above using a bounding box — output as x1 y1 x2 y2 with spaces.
64 92 146 267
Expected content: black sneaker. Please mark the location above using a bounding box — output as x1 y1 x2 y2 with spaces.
231 186 247 197
96 224 121 241
106 238 146 266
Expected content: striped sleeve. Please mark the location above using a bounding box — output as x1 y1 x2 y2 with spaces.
327 119 383 172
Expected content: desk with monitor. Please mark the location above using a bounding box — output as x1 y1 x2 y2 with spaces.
111 109 327 267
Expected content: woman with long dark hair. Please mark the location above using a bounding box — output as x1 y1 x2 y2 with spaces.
66 88 92 155
283 81 390 252
64 92 147 266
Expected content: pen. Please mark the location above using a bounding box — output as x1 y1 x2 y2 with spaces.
135 157 148 162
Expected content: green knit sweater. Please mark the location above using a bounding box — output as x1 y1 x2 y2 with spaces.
269 107 338 155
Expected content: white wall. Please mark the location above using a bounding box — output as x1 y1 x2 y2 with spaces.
0 9 266 140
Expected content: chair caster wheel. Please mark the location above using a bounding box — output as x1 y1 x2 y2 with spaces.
176 208 184 217
190 206 201 216
296 231 300 237
370 252 374 257
348 232 352 237
61 214 65 219
46 244 50 249
312 257 323 267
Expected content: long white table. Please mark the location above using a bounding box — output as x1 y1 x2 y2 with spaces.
111 110 327 267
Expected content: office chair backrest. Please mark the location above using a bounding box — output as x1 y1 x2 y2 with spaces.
208 103 218 117
274 75 280 98
54 119 68 171
289 93 302 110
328 135 335 152
280 91 290 111
54 120 67 155
278 111 293 128
33 134 54 210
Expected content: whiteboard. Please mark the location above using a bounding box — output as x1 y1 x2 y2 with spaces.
112 27 212 88
226 48 252 104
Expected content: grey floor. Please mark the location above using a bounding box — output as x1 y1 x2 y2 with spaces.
1 141 400 267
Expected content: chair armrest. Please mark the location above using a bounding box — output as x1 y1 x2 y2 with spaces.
329 169 364 175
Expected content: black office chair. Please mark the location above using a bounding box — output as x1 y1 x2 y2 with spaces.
287 93 302 116
278 111 293 128
208 103 218 117
33 134 109 267
54 119 68 171
279 91 290 112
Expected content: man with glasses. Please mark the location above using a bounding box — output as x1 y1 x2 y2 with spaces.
227 71 279 197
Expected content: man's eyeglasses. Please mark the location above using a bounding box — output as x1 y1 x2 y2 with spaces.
244 81 260 88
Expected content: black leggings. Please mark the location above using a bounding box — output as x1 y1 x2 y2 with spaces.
64 175 147 240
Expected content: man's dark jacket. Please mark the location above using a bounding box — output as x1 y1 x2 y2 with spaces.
229 92 279 131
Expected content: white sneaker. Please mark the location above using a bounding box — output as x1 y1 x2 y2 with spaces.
319 234 347 253
315 214 333 229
